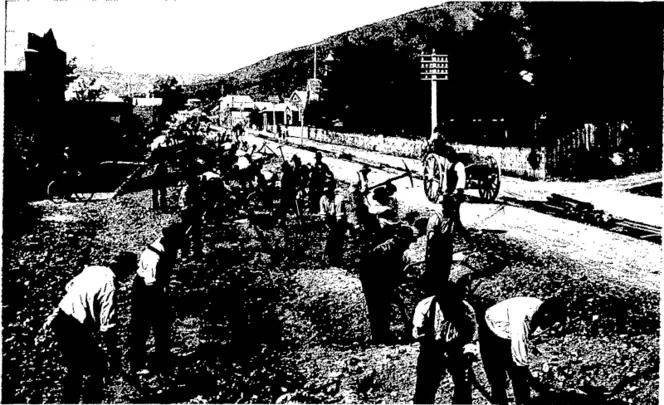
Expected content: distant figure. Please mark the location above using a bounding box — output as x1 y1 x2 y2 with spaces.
351 165 382 248
319 183 347 267
179 176 204 258
308 151 335 213
46 252 137 403
427 125 448 157
152 160 169 211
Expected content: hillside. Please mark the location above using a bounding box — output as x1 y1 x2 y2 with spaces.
185 2 662 141
69 65 218 99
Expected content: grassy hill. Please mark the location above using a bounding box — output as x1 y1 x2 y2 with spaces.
185 2 662 142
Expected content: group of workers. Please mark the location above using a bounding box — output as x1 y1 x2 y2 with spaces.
40 125 568 404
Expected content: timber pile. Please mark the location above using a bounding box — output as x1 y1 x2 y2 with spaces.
611 218 661 242
542 193 661 243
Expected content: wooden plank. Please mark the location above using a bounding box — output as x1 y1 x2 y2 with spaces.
615 220 660 233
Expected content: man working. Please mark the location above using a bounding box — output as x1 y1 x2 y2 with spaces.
424 194 456 286
480 296 568 405
308 151 335 213
152 160 169 212
359 225 417 344
128 223 186 379
179 175 204 258
350 165 376 247
425 125 448 157
319 183 347 267
45 252 137 403
412 286 479 404
440 145 470 242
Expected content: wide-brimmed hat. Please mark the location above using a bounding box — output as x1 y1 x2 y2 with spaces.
360 164 371 173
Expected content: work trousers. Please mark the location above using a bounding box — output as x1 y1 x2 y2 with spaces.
51 310 106 404
181 207 203 256
424 231 454 288
359 268 397 344
479 318 531 405
152 188 167 211
309 188 323 214
413 340 472 404
128 278 174 375
324 216 346 267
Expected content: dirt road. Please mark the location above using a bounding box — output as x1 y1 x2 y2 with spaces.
246 133 661 293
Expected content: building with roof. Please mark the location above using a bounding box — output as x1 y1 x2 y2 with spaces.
261 102 300 126
219 95 255 112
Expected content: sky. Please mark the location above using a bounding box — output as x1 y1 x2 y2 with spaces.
5 0 442 75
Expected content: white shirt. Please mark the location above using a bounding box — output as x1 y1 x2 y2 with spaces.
412 296 476 343
137 239 165 286
442 158 466 193
485 297 543 367
58 266 117 332
320 194 346 219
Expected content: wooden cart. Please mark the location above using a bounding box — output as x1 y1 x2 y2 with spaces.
422 152 501 203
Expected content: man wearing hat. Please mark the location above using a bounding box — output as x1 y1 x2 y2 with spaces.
128 223 186 379
368 183 401 245
308 151 335 213
44 252 137 403
359 224 417 344
279 154 307 221
349 164 376 248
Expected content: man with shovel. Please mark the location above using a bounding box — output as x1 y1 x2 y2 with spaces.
128 223 187 382
42 252 137 403
480 296 568 405
412 284 479 404
359 224 418 344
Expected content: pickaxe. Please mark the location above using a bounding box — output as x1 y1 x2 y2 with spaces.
367 159 414 191
276 145 286 161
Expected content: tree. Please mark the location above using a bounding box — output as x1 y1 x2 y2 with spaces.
69 77 109 101
153 75 186 128
64 57 79 91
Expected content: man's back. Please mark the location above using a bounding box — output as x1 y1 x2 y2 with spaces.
58 266 117 331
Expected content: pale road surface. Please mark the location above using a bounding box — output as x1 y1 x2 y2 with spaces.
245 132 662 293
250 129 663 227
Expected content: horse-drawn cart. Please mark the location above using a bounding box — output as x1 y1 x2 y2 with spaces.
422 152 501 203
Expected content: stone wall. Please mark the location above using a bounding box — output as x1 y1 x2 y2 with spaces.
279 125 547 180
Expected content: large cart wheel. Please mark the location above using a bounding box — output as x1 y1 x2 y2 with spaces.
423 154 444 203
478 155 501 202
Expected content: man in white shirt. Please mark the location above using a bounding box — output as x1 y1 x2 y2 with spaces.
128 223 186 378
319 184 347 267
440 145 469 240
48 252 136 403
412 287 479 404
480 296 568 405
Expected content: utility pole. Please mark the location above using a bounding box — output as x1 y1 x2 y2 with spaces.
420 49 449 135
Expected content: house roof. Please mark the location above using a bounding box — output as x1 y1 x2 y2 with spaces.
290 91 308 105
133 97 163 107
100 93 125 103
254 102 273 111
262 102 296 113
220 95 254 104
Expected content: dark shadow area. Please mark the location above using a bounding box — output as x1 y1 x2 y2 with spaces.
626 182 662 198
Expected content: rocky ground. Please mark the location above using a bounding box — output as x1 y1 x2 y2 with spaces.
2 153 659 404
